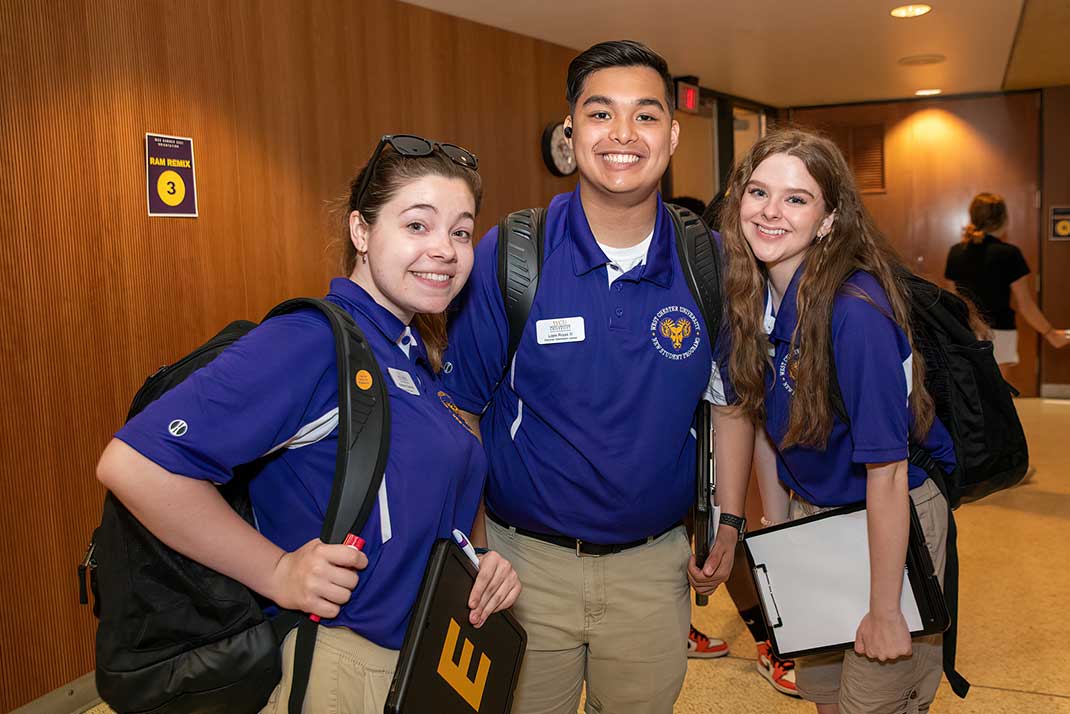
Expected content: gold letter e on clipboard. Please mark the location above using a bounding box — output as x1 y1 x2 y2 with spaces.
437 618 492 710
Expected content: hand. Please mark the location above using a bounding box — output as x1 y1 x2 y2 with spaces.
269 538 367 619
1045 329 1070 349
854 609 912 661
687 526 736 595
467 551 521 628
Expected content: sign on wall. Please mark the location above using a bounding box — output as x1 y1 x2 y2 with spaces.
1052 206 1070 241
145 133 197 217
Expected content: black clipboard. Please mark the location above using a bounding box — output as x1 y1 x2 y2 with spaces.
385 539 527 714
691 402 714 606
743 501 949 659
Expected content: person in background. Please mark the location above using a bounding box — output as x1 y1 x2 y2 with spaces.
444 41 753 714
96 136 520 714
719 127 956 713
945 192 1069 382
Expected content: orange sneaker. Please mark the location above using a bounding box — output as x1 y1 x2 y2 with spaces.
687 624 729 658
756 640 799 697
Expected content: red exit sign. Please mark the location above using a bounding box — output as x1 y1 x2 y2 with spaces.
676 80 700 114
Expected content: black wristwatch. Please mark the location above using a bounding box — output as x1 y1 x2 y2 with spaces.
719 512 746 541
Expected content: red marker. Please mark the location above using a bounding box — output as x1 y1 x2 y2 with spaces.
310 534 365 623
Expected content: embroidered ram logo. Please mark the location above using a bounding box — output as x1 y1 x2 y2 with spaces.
659 318 692 350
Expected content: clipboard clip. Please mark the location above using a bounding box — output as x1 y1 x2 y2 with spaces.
753 563 783 629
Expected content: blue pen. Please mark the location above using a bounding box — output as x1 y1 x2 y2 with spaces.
452 529 482 571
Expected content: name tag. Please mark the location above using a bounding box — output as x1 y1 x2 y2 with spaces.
536 317 586 345
388 367 420 396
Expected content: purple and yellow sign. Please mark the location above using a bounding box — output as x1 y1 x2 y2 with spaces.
1052 207 1070 242
145 133 197 217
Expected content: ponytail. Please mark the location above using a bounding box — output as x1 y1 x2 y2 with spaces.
963 192 1007 243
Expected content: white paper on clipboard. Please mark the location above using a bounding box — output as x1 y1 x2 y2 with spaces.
746 508 923 656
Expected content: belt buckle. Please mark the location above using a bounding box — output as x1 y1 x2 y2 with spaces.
575 539 599 557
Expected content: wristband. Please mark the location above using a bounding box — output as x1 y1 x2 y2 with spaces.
474 547 490 556
719 512 747 541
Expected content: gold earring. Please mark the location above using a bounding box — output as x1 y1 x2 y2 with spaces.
357 249 368 264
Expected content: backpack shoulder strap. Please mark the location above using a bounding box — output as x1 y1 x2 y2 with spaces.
666 204 724 607
665 203 724 342
265 298 390 545
264 297 391 714
497 208 546 367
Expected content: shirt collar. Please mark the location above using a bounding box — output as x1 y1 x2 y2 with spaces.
566 185 675 288
766 263 805 343
327 277 429 363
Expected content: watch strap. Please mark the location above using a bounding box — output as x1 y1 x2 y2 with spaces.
719 512 746 540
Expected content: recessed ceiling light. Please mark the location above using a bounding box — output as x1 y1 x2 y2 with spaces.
891 4 933 18
915 88 942 96
898 53 946 66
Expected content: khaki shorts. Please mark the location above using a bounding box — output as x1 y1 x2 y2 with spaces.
487 518 691 714
789 478 948 713
260 624 399 714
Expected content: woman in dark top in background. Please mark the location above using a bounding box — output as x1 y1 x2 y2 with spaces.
945 192 1069 380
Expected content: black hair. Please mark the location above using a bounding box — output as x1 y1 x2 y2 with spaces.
566 40 674 115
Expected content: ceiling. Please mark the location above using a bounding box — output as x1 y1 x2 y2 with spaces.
404 0 1070 107
1004 0 1070 90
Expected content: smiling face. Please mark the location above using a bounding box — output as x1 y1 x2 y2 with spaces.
739 152 836 285
349 174 475 323
566 65 679 203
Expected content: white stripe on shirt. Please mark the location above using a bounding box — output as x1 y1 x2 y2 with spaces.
509 354 524 440
264 408 339 456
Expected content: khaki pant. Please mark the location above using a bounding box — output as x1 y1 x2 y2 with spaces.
487 518 691 714
790 478 948 714
260 625 399 714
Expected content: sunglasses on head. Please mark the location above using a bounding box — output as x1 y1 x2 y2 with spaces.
353 134 479 212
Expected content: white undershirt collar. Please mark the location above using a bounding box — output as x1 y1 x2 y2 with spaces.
598 229 654 286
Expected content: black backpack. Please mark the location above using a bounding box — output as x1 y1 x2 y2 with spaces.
829 272 1029 509
496 203 724 363
80 298 390 714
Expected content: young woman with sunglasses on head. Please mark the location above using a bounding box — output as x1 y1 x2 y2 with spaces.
96 135 520 713
716 127 956 713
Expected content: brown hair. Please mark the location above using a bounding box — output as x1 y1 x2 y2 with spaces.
338 146 482 372
963 192 1006 244
721 127 934 449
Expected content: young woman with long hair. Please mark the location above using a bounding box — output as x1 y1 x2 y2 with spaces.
718 127 956 713
96 136 520 714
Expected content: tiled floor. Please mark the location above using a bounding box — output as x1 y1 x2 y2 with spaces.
678 398 1070 713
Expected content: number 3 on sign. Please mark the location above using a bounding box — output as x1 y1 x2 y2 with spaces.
157 170 186 207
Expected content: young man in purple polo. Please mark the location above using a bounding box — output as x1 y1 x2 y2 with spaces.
443 40 752 714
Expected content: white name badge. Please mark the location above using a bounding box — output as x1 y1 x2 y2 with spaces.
536 317 586 345
388 367 420 396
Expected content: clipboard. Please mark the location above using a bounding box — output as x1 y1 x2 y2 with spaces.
743 501 949 659
385 539 527 714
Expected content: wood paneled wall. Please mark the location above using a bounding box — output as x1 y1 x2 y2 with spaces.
0 1 576 708
1041 87 1070 389
792 93 1042 395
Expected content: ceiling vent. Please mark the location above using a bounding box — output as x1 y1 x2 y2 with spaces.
898 53 946 66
